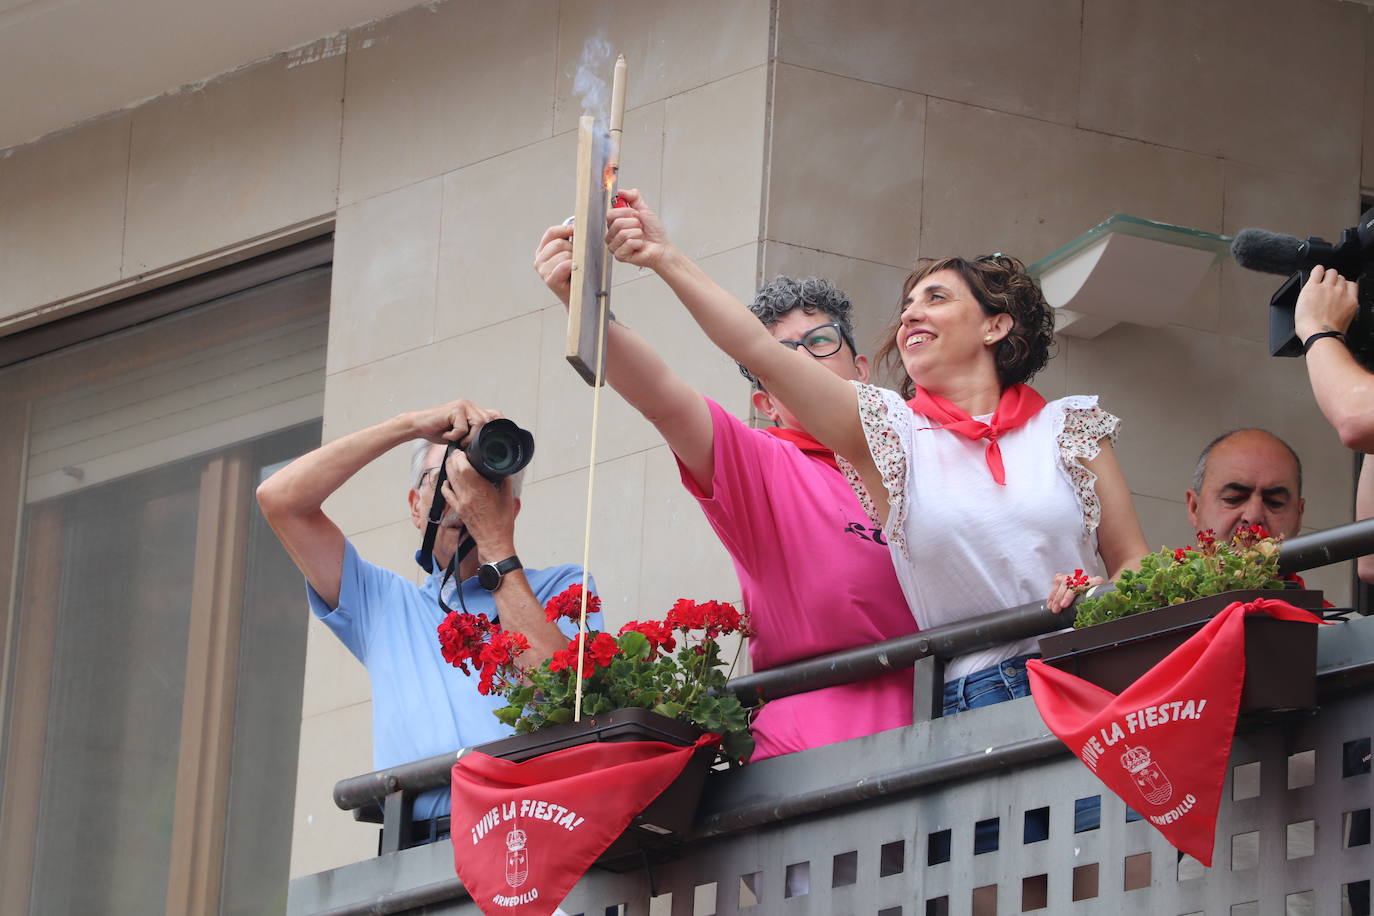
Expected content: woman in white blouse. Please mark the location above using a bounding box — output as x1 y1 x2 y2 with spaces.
607 189 1149 715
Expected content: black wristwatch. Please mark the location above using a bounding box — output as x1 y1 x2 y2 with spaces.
477 555 522 592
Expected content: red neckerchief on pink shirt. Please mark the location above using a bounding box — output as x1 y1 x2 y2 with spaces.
906 383 1047 485
762 427 840 472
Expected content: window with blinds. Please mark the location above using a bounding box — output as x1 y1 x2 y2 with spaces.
0 244 330 916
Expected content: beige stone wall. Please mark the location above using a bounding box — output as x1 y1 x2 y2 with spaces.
765 0 1369 597
3 0 1372 884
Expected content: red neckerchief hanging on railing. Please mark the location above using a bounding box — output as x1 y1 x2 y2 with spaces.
907 383 1046 485
450 733 720 916
1026 597 1327 866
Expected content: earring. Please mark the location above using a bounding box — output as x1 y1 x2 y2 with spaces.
984 335 994 344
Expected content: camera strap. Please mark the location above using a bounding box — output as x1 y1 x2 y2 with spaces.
418 442 459 575
417 441 482 619
438 535 478 617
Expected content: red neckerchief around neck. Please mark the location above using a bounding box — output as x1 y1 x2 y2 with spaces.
762 426 840 472
907 383 1047 485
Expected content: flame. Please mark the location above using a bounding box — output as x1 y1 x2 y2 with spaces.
602 161 617 191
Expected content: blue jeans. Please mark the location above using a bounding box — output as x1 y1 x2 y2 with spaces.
942 653 1035 716
943 654 1099 849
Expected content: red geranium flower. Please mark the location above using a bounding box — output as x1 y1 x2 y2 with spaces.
589 632 620 666
547 646 575 674
1195 529 1219 556
479 630 530 670
666 599 750 638
701 600 746 637
665 598 705 631
619 620 677 653
547 632 620 678
544 584 601 623
437 611 493 674
1232 523 1272 549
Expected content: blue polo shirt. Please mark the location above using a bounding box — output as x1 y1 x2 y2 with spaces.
307 539 598 819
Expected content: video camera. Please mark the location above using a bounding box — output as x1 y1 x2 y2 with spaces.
1231 205 1374 364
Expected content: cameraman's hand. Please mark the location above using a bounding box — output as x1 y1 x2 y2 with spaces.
407 400 501 446
441 450 518 561
607 188 673 272
1295 264 1359 341
534 224 574 307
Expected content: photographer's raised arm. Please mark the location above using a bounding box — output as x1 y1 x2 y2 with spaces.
534 223 716 488
1296 265 1374 451
604 190 877 497
256 401 492 608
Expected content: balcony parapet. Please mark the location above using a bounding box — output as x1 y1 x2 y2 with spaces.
292 614 1374 914
294 520 1374 915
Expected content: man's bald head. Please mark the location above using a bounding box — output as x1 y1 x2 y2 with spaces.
1186 429 1304 540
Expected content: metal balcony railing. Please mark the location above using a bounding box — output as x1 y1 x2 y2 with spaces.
291 520 1374 916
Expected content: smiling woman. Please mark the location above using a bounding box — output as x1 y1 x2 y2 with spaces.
604 198 1150 718
874 255 1055 401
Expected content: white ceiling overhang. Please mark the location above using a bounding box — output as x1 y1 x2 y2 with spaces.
0 0 427 152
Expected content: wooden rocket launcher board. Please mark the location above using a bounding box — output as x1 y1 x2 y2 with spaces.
565 55 626 386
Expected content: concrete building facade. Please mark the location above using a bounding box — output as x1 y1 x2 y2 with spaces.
1 0 1370 909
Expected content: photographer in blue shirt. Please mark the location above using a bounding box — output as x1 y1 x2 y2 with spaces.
257 399 597 841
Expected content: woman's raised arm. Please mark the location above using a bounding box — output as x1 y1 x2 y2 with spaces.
607 189 875 471
534 222 716 489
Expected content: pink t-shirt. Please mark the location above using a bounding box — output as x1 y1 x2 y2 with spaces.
677 398 917 760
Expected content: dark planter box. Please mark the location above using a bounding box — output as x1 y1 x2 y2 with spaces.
473 708 715 872
1038 589 1323 713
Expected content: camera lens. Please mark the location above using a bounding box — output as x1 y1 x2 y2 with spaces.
483 439 513 471
464 418 535 482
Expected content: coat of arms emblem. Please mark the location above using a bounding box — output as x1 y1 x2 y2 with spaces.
1121 744 1173 806
504 826 529 888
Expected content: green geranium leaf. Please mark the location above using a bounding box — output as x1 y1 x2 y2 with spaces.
617 630 652 662
720 729 754 764
653 701 684 719
1074 532 1284 628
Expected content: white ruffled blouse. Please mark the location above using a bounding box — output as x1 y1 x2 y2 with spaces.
838 384 1120 682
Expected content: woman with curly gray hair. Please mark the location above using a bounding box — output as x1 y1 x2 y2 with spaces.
607 190 1149 717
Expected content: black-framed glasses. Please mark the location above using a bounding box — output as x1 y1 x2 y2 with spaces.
777 322 854 359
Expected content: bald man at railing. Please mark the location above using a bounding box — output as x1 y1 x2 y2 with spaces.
1186 429 1305 543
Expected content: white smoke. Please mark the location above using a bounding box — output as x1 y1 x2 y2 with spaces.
572 35 613 120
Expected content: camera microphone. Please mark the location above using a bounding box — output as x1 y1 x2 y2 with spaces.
1230 228 1312 276
1231 210 1374 360
1232 227 1362 281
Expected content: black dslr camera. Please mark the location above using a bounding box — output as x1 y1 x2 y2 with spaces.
1231 206 1374 366
460 418 535 483
417 419 534 575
